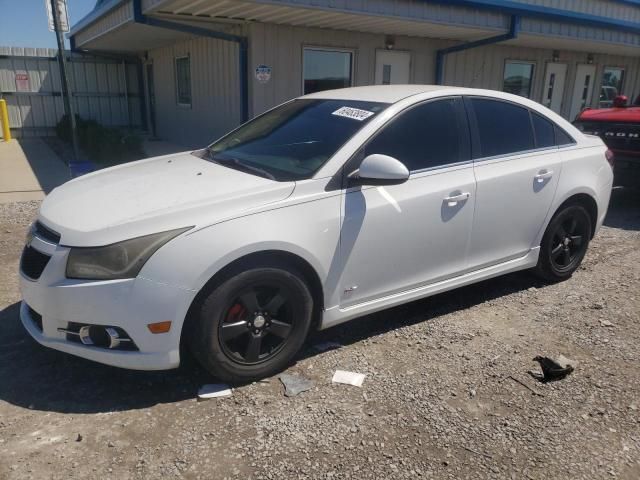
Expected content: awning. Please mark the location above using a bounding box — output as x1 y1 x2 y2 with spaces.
71 0 640 55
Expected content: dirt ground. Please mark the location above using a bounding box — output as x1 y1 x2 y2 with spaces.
0 189 639 480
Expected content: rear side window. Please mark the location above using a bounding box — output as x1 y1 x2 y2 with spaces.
470 98 535 158
555 126 575 146
531 112 555 148
365 98 467 171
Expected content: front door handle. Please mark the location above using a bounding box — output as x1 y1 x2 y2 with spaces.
534 169 554 182
443 192 470 207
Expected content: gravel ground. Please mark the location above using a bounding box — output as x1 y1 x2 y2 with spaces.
0 189 639 480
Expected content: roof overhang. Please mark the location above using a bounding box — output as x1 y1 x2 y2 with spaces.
144 0 510 42
76 22 193 52
70 0 640 55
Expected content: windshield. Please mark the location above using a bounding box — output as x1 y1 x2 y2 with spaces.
201 99 388 181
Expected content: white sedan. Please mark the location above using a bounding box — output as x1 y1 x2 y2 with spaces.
19 86 613 382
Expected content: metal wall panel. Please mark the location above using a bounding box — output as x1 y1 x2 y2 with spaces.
442 43 640 119
146 35 242 147
0 46 142 137
521 17 640 46
246 22 640 121
248 22 450 116
512 0 640 24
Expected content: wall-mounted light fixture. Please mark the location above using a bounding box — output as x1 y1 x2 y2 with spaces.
552 50 560 62
385 35 395 50
587 53 594 64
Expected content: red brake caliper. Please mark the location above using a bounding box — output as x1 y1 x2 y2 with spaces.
226 303 246 322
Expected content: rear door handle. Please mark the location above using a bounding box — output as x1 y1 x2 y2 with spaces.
443 192 470 207
534 169 554 182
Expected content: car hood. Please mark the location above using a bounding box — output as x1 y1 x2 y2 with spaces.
39 152 295 247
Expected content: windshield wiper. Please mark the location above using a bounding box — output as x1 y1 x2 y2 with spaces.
206 150 276 181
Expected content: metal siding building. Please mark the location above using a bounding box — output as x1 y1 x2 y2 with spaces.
68 0 640 148
0 46 142 137
147 35 242 146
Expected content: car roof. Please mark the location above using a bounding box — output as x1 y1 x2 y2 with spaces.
301 85 453 103
300 85 587 146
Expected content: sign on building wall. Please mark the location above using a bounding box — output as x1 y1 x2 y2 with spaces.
255 65 272 84
15 71 30 92
45 0 70 32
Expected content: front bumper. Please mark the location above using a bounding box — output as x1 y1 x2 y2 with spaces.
20 302 179 370
19 238 193 371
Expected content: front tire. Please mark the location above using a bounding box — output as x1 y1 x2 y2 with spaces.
534 203 592 282
188 266 313 383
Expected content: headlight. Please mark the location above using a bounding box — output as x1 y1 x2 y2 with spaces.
66 227 192 280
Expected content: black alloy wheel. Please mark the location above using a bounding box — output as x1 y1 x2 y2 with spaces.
535 203 592 282
548 214 589 272
189 266 313 383
219 285 294 365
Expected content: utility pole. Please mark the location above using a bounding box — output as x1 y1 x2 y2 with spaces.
50 0 79 164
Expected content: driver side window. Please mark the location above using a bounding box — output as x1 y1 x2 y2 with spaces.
364 98 468 172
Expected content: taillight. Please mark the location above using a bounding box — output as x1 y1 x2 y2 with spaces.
605 149 615 168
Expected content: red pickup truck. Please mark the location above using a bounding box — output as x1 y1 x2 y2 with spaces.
574 95 640 188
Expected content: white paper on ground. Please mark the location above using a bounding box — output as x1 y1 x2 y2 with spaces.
198 384 232 399
332 370 366 387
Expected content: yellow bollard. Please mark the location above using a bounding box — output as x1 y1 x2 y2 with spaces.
0 99 11 142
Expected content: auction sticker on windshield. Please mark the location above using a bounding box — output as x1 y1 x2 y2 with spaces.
332 106 375 121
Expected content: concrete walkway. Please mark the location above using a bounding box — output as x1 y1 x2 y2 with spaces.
0 139 70 203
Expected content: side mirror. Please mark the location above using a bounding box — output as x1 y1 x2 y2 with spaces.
613 95 628 108
348 154 409 186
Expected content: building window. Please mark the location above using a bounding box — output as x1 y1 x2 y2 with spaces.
303 48 353 95
175 56 192 107
600 67 625 107
503 61 535 98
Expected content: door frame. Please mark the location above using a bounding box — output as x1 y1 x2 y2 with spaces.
374 48 413 85
597 64 627 108
145 61 157 138
569 63 597 120
541 61 568 114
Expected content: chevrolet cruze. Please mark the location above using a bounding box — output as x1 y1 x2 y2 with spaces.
19 86 613 382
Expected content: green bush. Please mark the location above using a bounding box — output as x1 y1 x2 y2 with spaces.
55 114 82 144
55 115 144 164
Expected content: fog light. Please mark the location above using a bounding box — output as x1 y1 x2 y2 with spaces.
79 325 122 348
147 321 172 334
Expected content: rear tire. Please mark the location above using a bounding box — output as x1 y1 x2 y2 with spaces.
534 203 592 282
188 266 313 383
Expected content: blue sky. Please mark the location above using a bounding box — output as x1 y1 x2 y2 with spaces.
0 0 95 49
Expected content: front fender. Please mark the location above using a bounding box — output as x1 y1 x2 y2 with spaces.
138 193 342 331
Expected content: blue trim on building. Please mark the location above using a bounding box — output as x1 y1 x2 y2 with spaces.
614 0 640 6
435 15 521 84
